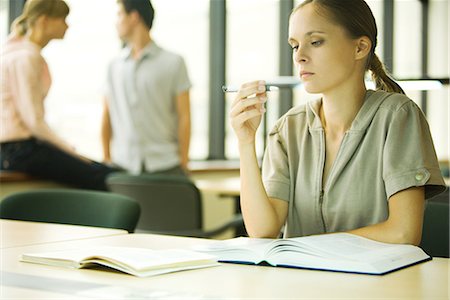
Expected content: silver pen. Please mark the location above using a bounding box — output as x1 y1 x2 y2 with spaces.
222 84 276 93
222 79 301 93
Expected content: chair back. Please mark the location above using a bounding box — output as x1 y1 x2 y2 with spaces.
0 189 140 232
106 173 202 232
420 189 449 257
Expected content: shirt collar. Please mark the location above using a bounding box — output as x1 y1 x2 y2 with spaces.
120 41 160 61
306 89 382 132
306 98 323 130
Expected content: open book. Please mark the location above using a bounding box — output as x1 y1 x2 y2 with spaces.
21 246 219 277
193 233 431 275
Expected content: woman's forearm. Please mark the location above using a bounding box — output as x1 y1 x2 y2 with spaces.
348 187 425 245
348 220 421 246
100 102 112 162
239 142 284 238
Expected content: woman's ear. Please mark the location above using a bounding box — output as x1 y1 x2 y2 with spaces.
35 15 48 27
355 36 372 61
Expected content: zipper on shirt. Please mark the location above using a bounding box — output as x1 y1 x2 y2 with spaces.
319 189 327 232
318 130 327 232
324 132 348 192
318 130 349 233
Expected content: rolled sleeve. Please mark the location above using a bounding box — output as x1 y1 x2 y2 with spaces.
262 122 291 202
383 101 446 199
173 57 191 94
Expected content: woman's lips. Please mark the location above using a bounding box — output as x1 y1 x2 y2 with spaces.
300 71 314 79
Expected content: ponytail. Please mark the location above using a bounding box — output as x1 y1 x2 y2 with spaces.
369 53 405 95
11 15 28 36
10 0 70 37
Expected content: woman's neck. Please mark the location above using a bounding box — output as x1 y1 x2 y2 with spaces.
26 29 49 49
320 80 367 135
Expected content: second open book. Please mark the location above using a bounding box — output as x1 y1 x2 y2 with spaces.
21 247 219 277
193 233 431 275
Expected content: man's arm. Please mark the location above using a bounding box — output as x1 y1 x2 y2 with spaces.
101 98 112 163
176 90 191 171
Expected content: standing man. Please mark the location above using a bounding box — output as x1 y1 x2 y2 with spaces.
102 0 191 175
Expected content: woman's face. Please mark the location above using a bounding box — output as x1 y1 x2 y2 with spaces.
45 17 68 40
288 4 361 94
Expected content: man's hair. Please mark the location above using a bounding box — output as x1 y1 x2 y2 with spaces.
118 0 154 29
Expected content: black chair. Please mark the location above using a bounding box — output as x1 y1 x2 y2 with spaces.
0 189 140 232
106 172 244 238
420 188 449 257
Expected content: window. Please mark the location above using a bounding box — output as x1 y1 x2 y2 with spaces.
225 0 279 159
43 0 120 161
0 0 8 43
393 0 448 160
15 0 449 163
151 0 210 160
421 0 449 160
43 0 209 161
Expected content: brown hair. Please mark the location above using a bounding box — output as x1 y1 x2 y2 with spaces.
11 0 70 37
293 0 405 94
117 0 155 29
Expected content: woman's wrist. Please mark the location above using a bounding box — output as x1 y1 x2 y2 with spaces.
238 140 256 154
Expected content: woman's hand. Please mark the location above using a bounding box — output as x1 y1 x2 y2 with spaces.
229 80 267 145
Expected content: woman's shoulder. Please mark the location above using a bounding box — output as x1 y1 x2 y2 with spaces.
370 89 417 112
277 102 307 121
2 36 42 64
286 102 309 116
270 101 313 134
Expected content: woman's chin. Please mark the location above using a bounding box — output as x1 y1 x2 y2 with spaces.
303 84 322 95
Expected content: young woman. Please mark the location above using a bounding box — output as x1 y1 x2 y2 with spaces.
1 0 117 190
230 0 446 244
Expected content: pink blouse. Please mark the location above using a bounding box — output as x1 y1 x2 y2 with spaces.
1 35 71 151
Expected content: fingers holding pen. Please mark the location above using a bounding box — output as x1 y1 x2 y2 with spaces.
230 81 267 114
229 94 267 118
231 80 267 107
229 81 267 142
230 105 265 129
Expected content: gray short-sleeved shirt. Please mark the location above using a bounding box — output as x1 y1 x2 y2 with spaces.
262 90 446 238
105 42 191 173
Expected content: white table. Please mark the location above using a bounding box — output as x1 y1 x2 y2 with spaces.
1 232 448 299
0 219 128 248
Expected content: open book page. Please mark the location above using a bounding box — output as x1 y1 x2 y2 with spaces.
193 233 431 275
21 246 219 277
267 233 416 260
193 237 275 264
266 233 431 274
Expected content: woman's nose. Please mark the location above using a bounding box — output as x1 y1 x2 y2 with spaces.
294 46 307 63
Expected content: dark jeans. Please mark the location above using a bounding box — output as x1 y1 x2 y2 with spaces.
0 138 118 191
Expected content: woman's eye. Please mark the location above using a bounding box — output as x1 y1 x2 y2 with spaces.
311 40 323 46
291 45 299 51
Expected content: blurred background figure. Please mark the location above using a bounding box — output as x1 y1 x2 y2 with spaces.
101 0 192 176
1 0 117 190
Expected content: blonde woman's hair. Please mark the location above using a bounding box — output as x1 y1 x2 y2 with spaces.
11 0 70 36
293 0 405 95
